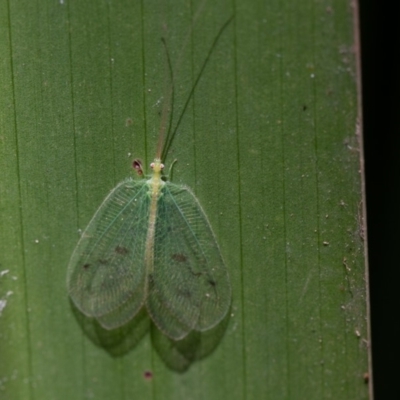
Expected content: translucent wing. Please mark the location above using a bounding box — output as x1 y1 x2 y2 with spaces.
67 178 150 328
146 182 231 340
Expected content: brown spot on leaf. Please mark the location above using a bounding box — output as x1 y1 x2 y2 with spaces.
144 370 153 380
132 159 143 176
148 273 154 287
179 289 192 298
171 253 187 263
115 245 129 255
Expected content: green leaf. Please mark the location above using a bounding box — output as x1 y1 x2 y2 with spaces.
0 0 369 399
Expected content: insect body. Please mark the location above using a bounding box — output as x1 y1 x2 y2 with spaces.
67 16 233 340
67 159 231 340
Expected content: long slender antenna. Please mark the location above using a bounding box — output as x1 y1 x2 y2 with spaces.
159 15 234 163
155 0 209 160
155 37 175 159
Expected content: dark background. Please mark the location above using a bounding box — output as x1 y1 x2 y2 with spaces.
360 0 399 398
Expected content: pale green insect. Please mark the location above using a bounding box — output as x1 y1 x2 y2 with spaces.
67 20 232 341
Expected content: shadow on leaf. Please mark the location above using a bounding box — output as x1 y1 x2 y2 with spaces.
70 300 150 356
151 310 230 372
70 300 230 370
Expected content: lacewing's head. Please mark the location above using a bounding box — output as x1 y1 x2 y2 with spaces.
150 159 165 174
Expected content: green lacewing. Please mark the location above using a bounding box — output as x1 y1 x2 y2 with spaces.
67 18 232 340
